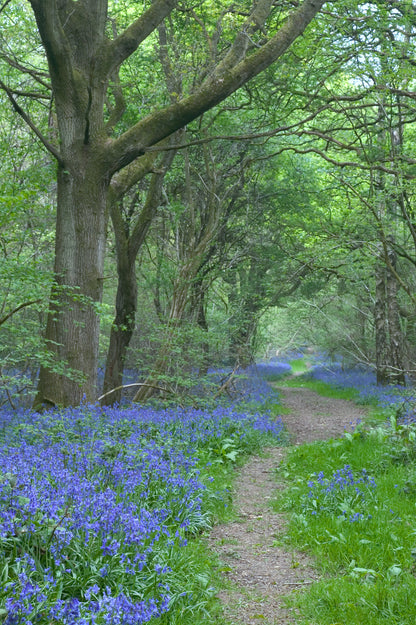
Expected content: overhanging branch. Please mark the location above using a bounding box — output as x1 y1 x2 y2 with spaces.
105 0 179 74
104 0 326 175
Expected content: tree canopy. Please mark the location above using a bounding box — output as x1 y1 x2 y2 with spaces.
3 0 416 407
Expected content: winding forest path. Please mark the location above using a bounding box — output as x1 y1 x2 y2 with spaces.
207 385 367 624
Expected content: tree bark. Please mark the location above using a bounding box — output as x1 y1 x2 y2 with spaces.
34 161 109 407
30 0 112 407
191 279 210 376
386 246 406 385
374 258 390 386
374 244 406 386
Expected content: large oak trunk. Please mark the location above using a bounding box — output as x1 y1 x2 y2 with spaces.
35 165 108 407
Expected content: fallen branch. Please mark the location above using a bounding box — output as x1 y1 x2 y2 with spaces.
97 382 173 403
99 380 202 409
214 365 241 399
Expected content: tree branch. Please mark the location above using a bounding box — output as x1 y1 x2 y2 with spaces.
0 52 51 90
28 0 73 90
109 153 158 200
104 0 179 75
104 0 326 175
0 299 42 327
272 143 416 179
0 79 63 164
97 382 173 403
129 147 177 260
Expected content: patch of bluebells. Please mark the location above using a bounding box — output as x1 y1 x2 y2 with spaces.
3 554 170 625
302 465 377 522
204 362 287 410
0 377 284 624
231 372 283 407
307 358 416 423
245 361 292 380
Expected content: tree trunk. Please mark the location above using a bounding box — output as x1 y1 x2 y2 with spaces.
228 310 258 369
374 260 390 386
34 165 108 407
101 149 176 406
192 281 210 376
101 266 138 406
386 247 406 385
374 245 406 386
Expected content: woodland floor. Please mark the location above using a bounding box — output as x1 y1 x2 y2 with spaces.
206 384 368 624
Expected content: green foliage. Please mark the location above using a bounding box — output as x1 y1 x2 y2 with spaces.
0 129 56 405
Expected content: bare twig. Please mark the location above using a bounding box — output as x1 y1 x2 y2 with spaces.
214 365 240 399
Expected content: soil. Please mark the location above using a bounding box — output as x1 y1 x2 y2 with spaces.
206 384 368 624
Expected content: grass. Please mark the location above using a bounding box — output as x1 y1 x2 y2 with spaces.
288 357 312 375
279 373 361 401
277 367 391 427
274 394 416 624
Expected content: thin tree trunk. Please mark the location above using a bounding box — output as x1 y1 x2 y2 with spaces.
102 149 176 405
192 281 210 376
374 259 389 386
374 245 406 386
102 266 138 405
386 247 406 385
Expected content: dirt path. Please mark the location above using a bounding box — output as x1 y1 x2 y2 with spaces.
207 385 367 624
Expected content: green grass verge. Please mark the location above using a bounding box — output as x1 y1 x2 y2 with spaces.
278 374 360 400
276 370 390 427
288 358 313 375
274 417 416 625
